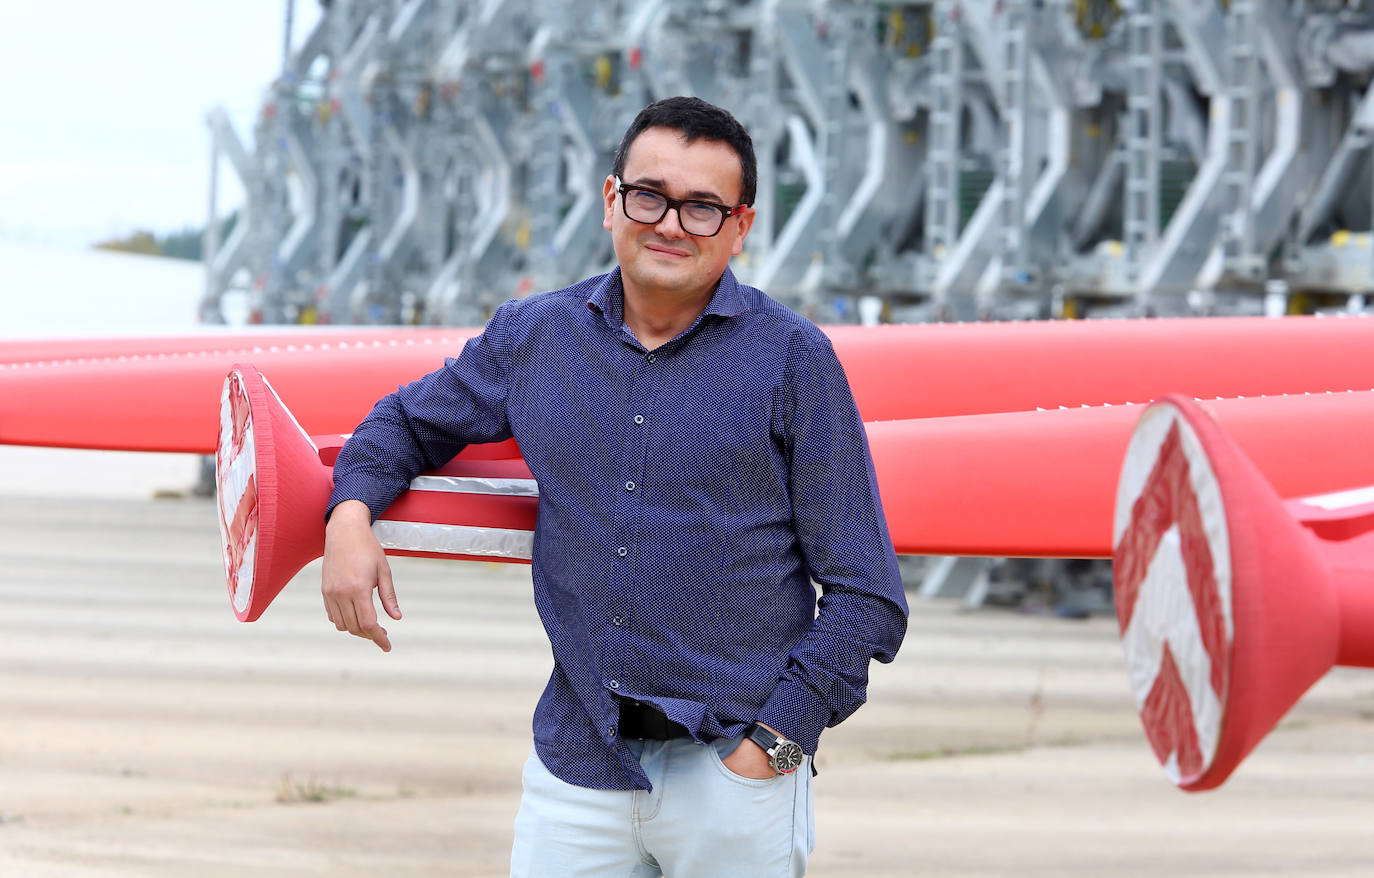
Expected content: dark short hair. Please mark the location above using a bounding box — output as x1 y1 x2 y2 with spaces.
611 96 757 207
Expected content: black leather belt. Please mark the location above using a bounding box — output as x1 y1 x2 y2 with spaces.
618 698 691 740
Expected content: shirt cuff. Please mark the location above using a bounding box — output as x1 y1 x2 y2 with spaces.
325 480 392 524
755 676 834 755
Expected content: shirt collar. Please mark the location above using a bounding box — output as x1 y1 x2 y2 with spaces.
587 266 749 329
703 266 749 318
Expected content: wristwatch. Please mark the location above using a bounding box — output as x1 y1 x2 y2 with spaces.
745 722 805 775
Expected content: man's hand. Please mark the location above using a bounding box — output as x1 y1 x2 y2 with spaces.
722 724 784 779
321 500 401 651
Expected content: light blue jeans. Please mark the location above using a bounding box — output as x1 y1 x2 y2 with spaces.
510 736 813 877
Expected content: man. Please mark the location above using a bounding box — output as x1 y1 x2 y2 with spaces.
322 96 907 876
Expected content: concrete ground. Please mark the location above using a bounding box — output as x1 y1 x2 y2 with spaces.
3 486 1374 876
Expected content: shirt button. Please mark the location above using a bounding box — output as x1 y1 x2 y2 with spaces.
607 679 621 690
634 414 644 424
625 481 636 491
608 725 618 738
617 546 627 557
612 615 625 626
647 353 657 363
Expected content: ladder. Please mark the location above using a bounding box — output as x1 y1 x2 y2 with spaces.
1123 0 1162 287
925 1 964 259
365 3 397 319
1221 0 1261 273
746 4 779 257
819 6 857 289
999 1 1031 280
315 0 355 305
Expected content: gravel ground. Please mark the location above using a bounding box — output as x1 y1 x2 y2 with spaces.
3 489 1374 876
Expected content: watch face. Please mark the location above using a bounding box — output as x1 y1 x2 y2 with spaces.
772 741 805 775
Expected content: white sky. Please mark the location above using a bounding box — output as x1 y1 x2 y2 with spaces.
0 1 320 247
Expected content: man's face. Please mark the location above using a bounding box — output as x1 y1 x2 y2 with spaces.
603 126 755 303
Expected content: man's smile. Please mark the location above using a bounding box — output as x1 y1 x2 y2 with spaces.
643 240 692 258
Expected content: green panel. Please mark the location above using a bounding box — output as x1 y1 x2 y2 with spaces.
775 181 807 232
1159 159 1195 232
958 168 995 232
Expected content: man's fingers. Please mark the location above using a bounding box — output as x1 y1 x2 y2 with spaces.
339 591 393 651
334 599 357 635
377 561 402 621
327 602 348 631
324 592 352 631
360 624 392 652
349 623 390 650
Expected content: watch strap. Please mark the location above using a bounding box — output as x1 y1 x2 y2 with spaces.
744 721 781 753
744 721 805 775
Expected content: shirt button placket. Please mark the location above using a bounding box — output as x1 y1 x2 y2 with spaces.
611 352 652 736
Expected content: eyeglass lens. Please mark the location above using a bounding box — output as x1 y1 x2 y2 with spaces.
623 188 727 236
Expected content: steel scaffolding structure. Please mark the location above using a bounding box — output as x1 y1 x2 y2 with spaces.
203 0 1374 326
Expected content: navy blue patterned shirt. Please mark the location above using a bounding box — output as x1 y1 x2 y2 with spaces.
329 266 908 790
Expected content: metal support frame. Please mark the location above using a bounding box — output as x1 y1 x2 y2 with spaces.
206 0 1374 329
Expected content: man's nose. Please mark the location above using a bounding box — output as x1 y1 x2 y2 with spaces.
653 206 689 239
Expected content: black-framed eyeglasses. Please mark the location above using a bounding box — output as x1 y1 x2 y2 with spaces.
614 176 747 238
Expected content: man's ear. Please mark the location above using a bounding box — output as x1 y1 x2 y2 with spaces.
602 176 617 231
729 206 757 256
